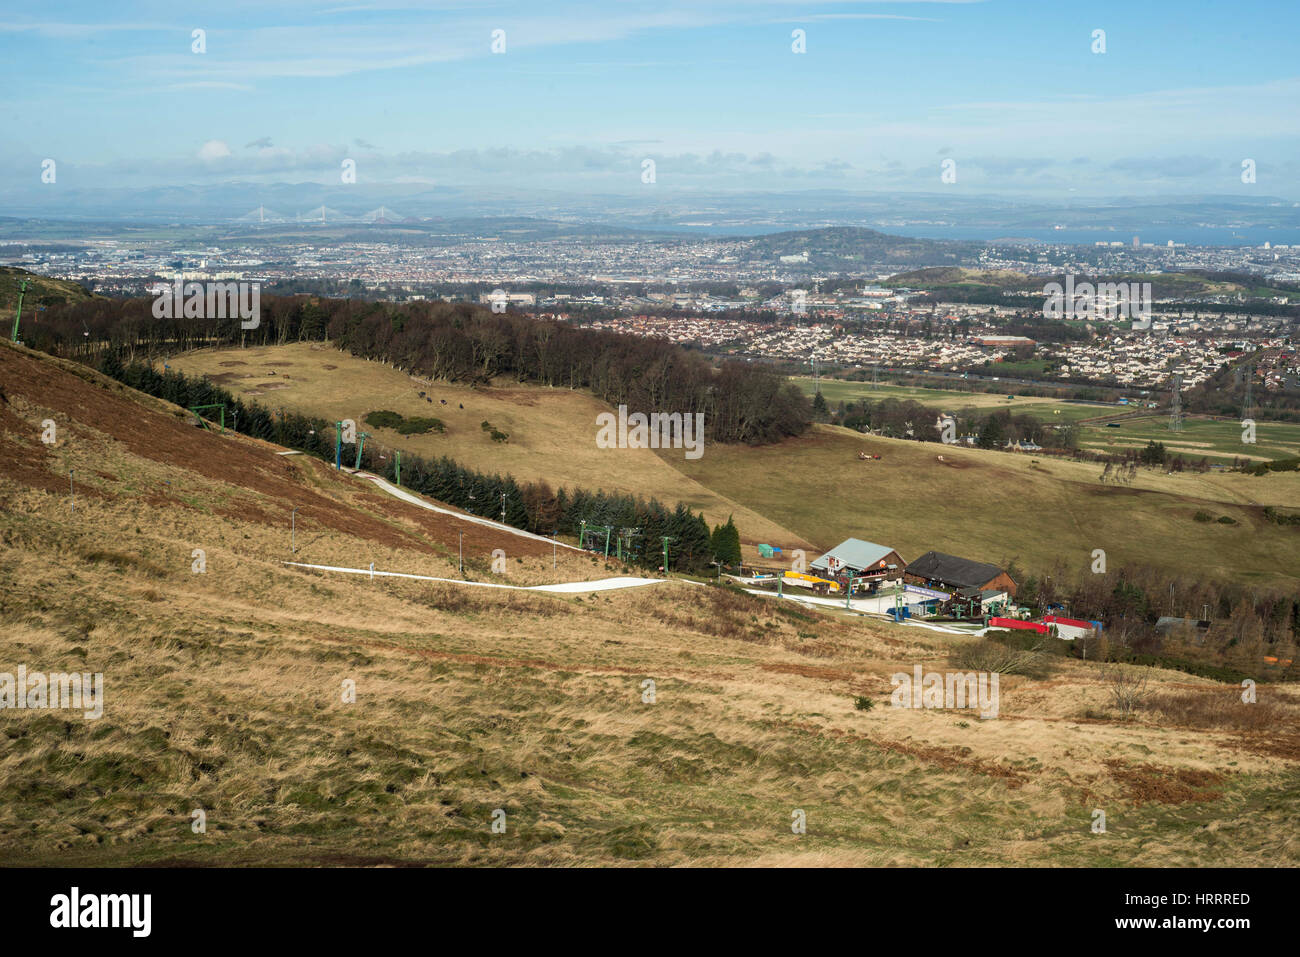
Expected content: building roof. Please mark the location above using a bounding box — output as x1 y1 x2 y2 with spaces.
1155 616 1210 632
810 538 898 572
906 551 1011 589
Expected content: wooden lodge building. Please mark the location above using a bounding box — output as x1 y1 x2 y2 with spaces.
809 538 907 593
904 551 1018 600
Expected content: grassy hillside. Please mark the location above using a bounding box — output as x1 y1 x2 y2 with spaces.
171 343 1299 587
0 266 94 313
4 339 1299 866
669 424 1300 588
167 343 811 551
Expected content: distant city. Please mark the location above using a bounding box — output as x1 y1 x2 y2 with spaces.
4 220 1296 397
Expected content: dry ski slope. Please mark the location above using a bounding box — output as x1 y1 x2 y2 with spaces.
2 339 1300 867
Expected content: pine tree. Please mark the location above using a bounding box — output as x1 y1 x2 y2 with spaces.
977 415 1006 449
97 350 125 381
711 515 742 566
812 390 828 421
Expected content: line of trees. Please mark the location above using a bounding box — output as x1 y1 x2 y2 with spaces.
101 356 717 573
824 396 1080 451
1013 559 1299 680
33 293 812 446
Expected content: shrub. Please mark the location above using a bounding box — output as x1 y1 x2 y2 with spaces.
489 429 509 443
396 416 445 435
853 696 874 711
1101 663 1151 718
1125 654 1255 684
1215 515 1237 525
953 637 1054 678
1193 510 1213 523
1263 506 1300 526
1245 457 1300 476
364 410 404 430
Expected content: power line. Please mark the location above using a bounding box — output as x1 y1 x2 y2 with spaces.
1168 373 1183 432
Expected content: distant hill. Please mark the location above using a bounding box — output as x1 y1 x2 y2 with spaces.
740 226 980 268
0 266 95 313
888 266 1035 290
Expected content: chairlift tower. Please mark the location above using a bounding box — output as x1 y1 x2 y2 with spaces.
10 279 28 342
660 536 675 573
615 526 642 562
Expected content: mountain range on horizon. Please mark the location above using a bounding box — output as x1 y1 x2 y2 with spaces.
2 183 1299 241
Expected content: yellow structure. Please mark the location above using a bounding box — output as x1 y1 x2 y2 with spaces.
783 571 841 593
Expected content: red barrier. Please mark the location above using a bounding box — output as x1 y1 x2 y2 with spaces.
1043 614 1096 630
989 617 1049 634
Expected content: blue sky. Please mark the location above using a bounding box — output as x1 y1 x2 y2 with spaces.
2 0 1298 198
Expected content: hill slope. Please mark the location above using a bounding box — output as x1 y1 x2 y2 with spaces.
0 265 94 313
166 342 811 552
671 423 1300 589
171 342 1299 588
3 340 1299 866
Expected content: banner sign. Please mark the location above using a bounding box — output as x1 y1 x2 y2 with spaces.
904 584 950 601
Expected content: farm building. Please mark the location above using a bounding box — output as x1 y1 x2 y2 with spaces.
904 551 1018 600
809 538 906 587
1041 614 1100 640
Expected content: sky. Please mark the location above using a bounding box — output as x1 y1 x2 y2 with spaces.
1 0 1298 201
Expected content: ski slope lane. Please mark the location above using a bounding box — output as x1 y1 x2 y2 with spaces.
346 469 585 552
282 560 671 593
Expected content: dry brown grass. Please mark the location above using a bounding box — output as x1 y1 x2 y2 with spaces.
167 343 807 549
3 341 1300 867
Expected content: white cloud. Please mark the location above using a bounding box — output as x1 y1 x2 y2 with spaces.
197 139 232 161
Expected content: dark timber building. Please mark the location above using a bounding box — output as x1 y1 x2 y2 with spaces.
904 551 1018 599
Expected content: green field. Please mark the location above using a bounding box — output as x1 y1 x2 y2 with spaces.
666 424 1300 589
796 376 1114 424
1078 413 1300 465
798 376 1300 463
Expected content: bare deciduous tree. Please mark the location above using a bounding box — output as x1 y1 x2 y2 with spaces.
1101 663 1151 717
